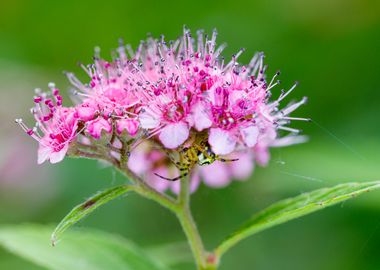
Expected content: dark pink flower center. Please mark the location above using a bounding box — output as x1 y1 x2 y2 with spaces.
49 132 67 151
163 102 185 123
212 107 236 130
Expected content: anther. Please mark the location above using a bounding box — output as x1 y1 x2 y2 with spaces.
48 82 56 89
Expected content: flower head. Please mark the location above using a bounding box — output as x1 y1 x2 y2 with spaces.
125 28 307 157
18 27 308 192
16 83 78 164
67 49 141 139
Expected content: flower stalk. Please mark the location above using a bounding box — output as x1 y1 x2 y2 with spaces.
177 175 209 269
70 139 221 269
119 151 215 269
126 163 213 269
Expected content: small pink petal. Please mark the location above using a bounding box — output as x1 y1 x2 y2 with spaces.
170 180 181 194
208 128 236 155
110 150 121 160
147 167 171 192
87 118 112 139
104 88 127 101
240 125 259 147
170 171 201 194
116 119 139 136
200 162 231 188
49 144 69 164
159 122 189 149
128 149 149 175
112 139 122 149
230 152 254 180
189 172 201 193
75 106 96 121
254 144 270 166
37 145 51 164
139 111 160 129
192 102 212 131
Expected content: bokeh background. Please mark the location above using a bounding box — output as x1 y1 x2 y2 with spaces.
1 0 380 269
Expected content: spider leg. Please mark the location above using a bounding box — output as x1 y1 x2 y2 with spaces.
154 156 191 182
157 147 182 169
154 170 189 182
218 157 239 162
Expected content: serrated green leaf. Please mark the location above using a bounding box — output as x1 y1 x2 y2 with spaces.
0 224 169 270
52 185 132 245
216 181 380 256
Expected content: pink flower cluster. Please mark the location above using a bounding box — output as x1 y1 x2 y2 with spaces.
18 28 308 190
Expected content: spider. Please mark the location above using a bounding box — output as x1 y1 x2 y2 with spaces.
154 132 239 181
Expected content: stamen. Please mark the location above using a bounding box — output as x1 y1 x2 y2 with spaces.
281 116 311 122
277 126 301 134
281 96 307 116
277 81 298 102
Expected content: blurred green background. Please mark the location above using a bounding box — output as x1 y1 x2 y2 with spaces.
1 0 380 269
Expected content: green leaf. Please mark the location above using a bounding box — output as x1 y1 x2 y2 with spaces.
0 224 169 270
147 242 193 266
216 181 380 256
52 185 132 245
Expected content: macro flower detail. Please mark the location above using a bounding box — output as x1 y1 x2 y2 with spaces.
18 28 308 190
14 25 380 270
86 117 112 139
127 141 201 193
16 84 79 164
116 118 139 136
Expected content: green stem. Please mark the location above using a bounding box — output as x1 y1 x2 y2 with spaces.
72 149 178 212
132 182 179 213
118 161 179 213
124 170 218 269
176 175 208 269
202 265 218 270
178 172 190 206
130 170 214 269
176 208 208 269
73 149 219 269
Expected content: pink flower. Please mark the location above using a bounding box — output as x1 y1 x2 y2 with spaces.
16 84 78 164
18 28 308 189
86 118 112 139
116 118 139 136
67 52 141 139
137 84 195 149
66 28 307 157
75 102 97 122
130 31 225 149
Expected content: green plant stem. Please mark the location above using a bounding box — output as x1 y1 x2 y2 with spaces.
203 265 218 270
74 149 218 269
132 183 179 213
121 155 212 269
176 175 208 269
176 208 207 269
178 172 190 206
120 170 217 269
